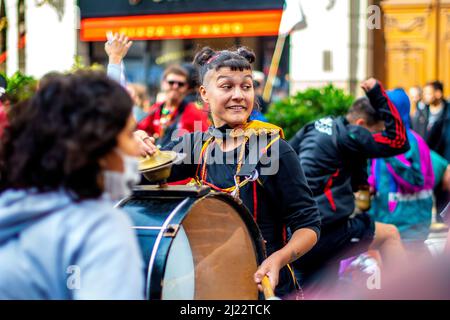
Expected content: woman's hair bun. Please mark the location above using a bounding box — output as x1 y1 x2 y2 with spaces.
237 47 256 64
193 47 217 67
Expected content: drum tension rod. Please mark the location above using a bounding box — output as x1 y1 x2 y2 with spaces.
163 224 180 238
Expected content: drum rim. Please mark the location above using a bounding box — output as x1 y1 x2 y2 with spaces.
117 194 195 299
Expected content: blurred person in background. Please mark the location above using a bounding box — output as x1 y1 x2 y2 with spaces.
105 33 209 148
137 64 210 147
412 81 450 221
0 71 144 299
289 78 410 290
0 75 8 139
181 62 200 104
249 70 268 122
127 83 150 123
412 81 449 158
408 85 425 116
253 70 269 115
368 88 439 245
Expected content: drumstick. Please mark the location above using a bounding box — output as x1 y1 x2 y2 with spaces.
261 276 281 300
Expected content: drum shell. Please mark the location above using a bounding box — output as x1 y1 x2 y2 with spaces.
119 188 266 300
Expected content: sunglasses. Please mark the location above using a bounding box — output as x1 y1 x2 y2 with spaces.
167 80 187 87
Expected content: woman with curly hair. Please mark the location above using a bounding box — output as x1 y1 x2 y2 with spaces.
141 47 321 298
0 71 144 299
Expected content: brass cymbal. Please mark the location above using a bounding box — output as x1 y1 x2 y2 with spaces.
138 150 177 171
139 151 186 184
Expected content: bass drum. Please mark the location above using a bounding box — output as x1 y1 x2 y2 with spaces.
118 185 266 300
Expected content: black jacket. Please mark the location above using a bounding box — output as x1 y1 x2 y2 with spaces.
164 131 321 254
412 100 450 162
289 83 410 226
162 130 321 296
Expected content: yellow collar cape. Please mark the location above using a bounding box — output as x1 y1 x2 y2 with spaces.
195 120 284 198
228 120 285 139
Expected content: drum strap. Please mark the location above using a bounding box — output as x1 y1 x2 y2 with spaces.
195 135 279 194
194 134 280 218
287 263 304 299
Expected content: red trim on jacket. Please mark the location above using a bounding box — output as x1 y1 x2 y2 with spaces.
372 83 407 149
324 169 340 211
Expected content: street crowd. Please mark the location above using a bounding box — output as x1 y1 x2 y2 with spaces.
0 33 449 300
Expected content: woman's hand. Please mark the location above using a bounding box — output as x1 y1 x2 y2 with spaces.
254 228 318 293
133 130 158 157
105 32 133 65
254 252 283 292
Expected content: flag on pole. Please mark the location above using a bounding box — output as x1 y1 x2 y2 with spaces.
278 0 307 36
263 0 307 102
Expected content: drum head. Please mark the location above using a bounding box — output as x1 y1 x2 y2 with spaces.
161 196 260 300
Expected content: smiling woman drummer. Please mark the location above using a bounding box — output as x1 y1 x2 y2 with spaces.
143 47 321 297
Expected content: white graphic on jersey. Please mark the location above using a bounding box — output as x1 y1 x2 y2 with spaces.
314 118 333 136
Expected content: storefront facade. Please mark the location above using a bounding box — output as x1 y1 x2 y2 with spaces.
78 0 290 102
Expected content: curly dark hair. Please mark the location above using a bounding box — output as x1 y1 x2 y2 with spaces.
0 71 133 199
193 46 256 85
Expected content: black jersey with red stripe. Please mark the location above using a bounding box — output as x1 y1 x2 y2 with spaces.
289 82 410 226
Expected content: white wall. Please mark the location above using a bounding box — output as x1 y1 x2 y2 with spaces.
6 0 18 76
25 0 77 77
355 0 370 96
290 0 369 95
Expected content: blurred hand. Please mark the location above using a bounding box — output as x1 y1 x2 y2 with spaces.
105 32 133 65
254 253 282 293
360 78 377 93
133 130 158 157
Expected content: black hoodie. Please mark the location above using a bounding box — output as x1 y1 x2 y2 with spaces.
289 82 410 226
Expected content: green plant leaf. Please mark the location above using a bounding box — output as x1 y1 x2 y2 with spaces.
265 85 354 140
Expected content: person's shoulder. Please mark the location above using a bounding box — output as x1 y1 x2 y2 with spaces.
161 130 210 151
183 102 208 116
278 138 294 153
185 100 203 109
58 197 138 263
263 136 296 158
276 139 303 162
148 102 163 113
346 124 371 141
139 102 162 122
445 100 450 117
63 197 133 234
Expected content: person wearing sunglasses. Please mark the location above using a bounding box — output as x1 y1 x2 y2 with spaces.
138 65 210 147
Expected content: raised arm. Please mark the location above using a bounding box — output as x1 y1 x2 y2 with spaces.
365 80 408 151
104 33 156 156
341 78 410 158
105 33 133 87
